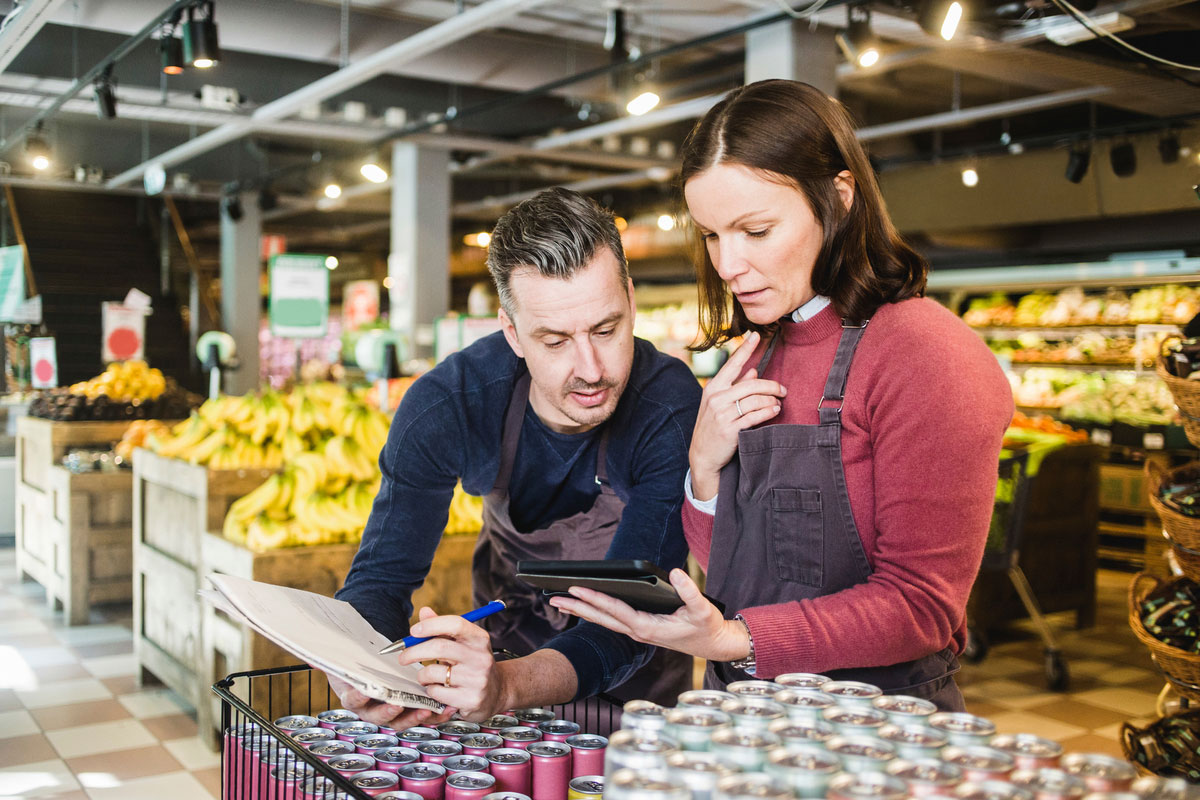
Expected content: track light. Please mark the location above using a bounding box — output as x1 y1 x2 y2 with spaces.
1110 140 1136 178
626 91 660 116
961 166 979 187
93 66 117 120
1159 132 1180 164
183 1 219 69
657 214 676 231
25 128 50 172
919 0 965 40
160 32 185 75
257 188 278 212
1065 143 1090 183
836 5 881 69
221 194 243 221
360 156 388 184
323 182 342 199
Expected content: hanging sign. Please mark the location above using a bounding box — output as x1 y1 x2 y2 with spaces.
102 302 146 362
30 337 57 388
342 280 380 332
269 254 330 339
0 245 26 321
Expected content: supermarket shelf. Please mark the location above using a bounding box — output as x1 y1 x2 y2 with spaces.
973 326 1145 337
1006 361 1140 372
928 256 1200 291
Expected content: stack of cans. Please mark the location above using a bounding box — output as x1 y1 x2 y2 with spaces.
222 706 608 800
602 679 1185 800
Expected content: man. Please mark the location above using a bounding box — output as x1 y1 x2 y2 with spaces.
335 187 701 724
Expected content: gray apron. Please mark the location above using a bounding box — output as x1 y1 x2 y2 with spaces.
472 372 693 708
704 321 965 711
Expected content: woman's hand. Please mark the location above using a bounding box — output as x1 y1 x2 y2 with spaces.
690 331 786 501
548 569 751 663
396 607 507 722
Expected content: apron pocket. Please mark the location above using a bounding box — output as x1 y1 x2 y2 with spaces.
769 488 823 587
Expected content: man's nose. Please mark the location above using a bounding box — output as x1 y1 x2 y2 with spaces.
574 339 603 383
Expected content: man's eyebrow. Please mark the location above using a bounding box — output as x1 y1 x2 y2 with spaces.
530 311 624 339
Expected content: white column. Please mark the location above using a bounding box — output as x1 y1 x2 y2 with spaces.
220 191 261 394
745 19 839 96
389 142 450 359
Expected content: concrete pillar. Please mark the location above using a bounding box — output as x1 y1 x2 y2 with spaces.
220 191 261 394
745 19 839 96
389 142 450 359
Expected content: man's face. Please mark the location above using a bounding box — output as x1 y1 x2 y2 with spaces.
499 248 636 434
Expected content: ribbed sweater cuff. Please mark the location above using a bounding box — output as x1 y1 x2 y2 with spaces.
739 605 815 679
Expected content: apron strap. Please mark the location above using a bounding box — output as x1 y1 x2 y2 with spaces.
818 320 869 425
492 372 531 494
755 330 782 374
595 426 613 487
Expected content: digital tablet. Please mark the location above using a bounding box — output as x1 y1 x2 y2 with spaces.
515 559 722 615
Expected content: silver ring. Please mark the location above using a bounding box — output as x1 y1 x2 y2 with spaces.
735 398 744 417
444 663 453 689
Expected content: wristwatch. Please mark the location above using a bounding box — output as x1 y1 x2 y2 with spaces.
729 614 756 674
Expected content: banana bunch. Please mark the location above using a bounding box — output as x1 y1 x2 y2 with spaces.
446 482 484 535
323 435 379 483
69 359 167 401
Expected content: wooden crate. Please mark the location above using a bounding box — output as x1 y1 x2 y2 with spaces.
16 417 131 494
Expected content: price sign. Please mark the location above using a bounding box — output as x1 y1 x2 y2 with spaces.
102 302 145 362
269 254 330 339
342 280 380 332
0 245 25 321
30 337 56 388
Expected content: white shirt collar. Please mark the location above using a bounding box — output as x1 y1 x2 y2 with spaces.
790 295 832 322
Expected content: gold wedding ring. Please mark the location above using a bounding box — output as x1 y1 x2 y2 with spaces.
444 663 454 688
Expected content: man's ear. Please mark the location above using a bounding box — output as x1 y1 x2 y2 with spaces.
834 170 856 213
499 307 524 358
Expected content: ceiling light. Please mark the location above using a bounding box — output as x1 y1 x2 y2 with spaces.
325 257 339 270
383 276 394 289
25 129 50 171
360 160 388 183
160 34 185 75
626 91 660 116
614 216 628 232
919 0 964 41
657 214 676 231
1065 144 1090 183
462 232 491 248
93 66 117 120
183 1 220 69
1110 141 1136 178
961 166 979 187
324 182 342 199
221 194 243 221
836 6 881 69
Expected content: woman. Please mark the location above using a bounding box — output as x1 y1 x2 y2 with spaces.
549 80 1013 710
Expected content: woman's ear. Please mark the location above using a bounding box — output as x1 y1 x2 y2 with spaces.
834 170 856 213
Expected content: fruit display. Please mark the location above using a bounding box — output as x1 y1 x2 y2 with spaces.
963 285 1200 328
29 360 200 421
1009 368 1178 426
1139 575 1200 652
68 360 166 400
1162 337 1200 380
1158 467 1200 519
115 419 173 463
1007 411 1089 443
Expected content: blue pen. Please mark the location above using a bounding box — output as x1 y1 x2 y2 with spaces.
378 600 506 654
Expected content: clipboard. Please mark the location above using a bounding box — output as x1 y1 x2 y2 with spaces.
515 559 724 615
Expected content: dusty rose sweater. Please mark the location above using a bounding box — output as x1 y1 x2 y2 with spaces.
684 297 1014 679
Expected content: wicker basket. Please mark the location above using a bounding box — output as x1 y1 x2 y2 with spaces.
1156 347 1200 448
1128 572 1200 702
1145 460 1200 553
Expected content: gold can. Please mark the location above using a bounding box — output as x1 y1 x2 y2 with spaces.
567 776 604 800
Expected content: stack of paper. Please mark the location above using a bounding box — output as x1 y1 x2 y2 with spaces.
201 573 443 711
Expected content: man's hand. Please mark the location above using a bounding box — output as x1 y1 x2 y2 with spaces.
397 607 507 722
324 672 453 729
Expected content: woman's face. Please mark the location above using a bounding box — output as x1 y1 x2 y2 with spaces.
685 162 847 326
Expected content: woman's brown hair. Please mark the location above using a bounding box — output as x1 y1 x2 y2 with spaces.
681 79 928 349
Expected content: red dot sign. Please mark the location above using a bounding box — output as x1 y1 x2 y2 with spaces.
34 359 54 383
106 327 141 360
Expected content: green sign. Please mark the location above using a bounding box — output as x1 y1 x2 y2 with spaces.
0 246 26 321
269 254 330 339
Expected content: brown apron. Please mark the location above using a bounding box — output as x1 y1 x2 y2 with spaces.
472 372 693 708
703 321 965 711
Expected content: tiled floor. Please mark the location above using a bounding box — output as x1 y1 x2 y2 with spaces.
0 547 1169 798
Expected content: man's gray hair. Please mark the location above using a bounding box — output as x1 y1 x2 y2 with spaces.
487 187 629 316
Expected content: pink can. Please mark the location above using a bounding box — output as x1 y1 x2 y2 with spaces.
1059 754 1136 792
275 715 321 732
239 725 274 799
513 709 555 729
437 722 482 742
460 733 505 757
537 720 581 743
317 709 360 729
300 775 345 799
442 755 491 775
417 741 464 764
399 727 443 746
445 771 497 800
565 735 607 779
498 727 541 750
990 735 1063 771
480 715 519 735
352 770 402 797
374 746 422 772
335 721 381 742
377 793 426 800
942 746 1017 783
399 761 448 800
269 761 316 800
223 723 263 800
527 741 571 800
356 733 402 756
329 752 377 779
291 727 337 746
486 748 532 795
306 739 356 762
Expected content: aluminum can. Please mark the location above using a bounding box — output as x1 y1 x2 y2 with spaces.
234 726 274 800
664 707 731 751
606 768 689 800
821 705 889 737
774 673 831 690
460 733 505 757
771 689 836 725
564 734 607 778
664 751 738 800
482 794 531 800
417 740 464 765
318 709 360 729
929 712 996 747
718 697 786 732
604 729 680 782
955 780 1035 800
826 771 908 800
512 708 555 728
726 680 784 698
375 747 423 772
307 740 358 762
826 735 897 772
276 714 321 732
677 689 736 710
398 762 448 800
990 734 1063 771
942 746 1017 783
437 721 482 742
443 755 491 775
356 733 402 755
877 723 948 760
528 740 572 800
269 761 317 800
1079 794 1140 800
445 771 497 800
885 757 963 797
353 770 403 797
622 699 670 734
224 722 264 800
380 726 398 737
712 772 792 800
336 720 382 742
291 726 337 745
498 726 542 750
329 752 377 778
300 775 351 799
821 680 883 709
871 694 937 727
486 748 532 795
766 717 835 749
1129 776 1194 799
377 793 425 800
1059 754 1136 792
708 726 780 771
567 776 604 800
398 727 443 745
480 714 519 734
764 744 841 799
1009 768 1089 800
538 719 581 743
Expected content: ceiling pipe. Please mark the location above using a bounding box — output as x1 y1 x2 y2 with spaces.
453 166 675 218
0 0 69 73
106 0 554 188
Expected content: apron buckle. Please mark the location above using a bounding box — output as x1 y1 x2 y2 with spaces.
817 395 845 413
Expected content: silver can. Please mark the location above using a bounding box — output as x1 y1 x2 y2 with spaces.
885 757 962 797
352 770 401 794
821 681 883 709
956 780 1036 800
604 729 680 782
443 755 491 775
1078 794 1141 800
397 726 441 745
622 700 669 734
678 689 737 710
764 745 840 799
821 705 889 737
1058 754 1136 792
774 673 831 690
929 712 996 748
605 768 690 800
437 721 483 740
482 794 532 800
767 718 835 750
826 734 897 773
771 689 836 725
877 723 948 760
708 727 780 771
378 793 426 800
871 694 937 727
1009 768 1089 799
942 746 1016 783
664 707 732 751
664 751 738 800
990 735 1063 771
826 771 908 800
275 714 321 731
1129 776 1195 799
712 773 792 800
726 680 784 699
719 697 786 732
512 708 555 728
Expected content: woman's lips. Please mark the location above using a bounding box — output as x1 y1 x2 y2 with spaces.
736 289 766 303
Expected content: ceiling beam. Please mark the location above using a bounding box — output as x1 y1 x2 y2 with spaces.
0 0 69 74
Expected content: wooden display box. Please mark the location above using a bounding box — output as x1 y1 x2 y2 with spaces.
14 417 136 625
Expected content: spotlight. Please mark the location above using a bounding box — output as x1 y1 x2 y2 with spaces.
257 188 278 212
1065 143 1090 183
657 214 676 231
614 216 628 232
1110 140 1136 178
626 91 660 116
360 158 388 183
325 256 339 270
836 5 881 69
919 0 965 40
323 182 342 199
221 194 243 221
25 129 50 171
462 232 491 248
93 66 117 120
1159 132 1180 164
160 34 185 75
961 166 979 187
183 1 220 69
